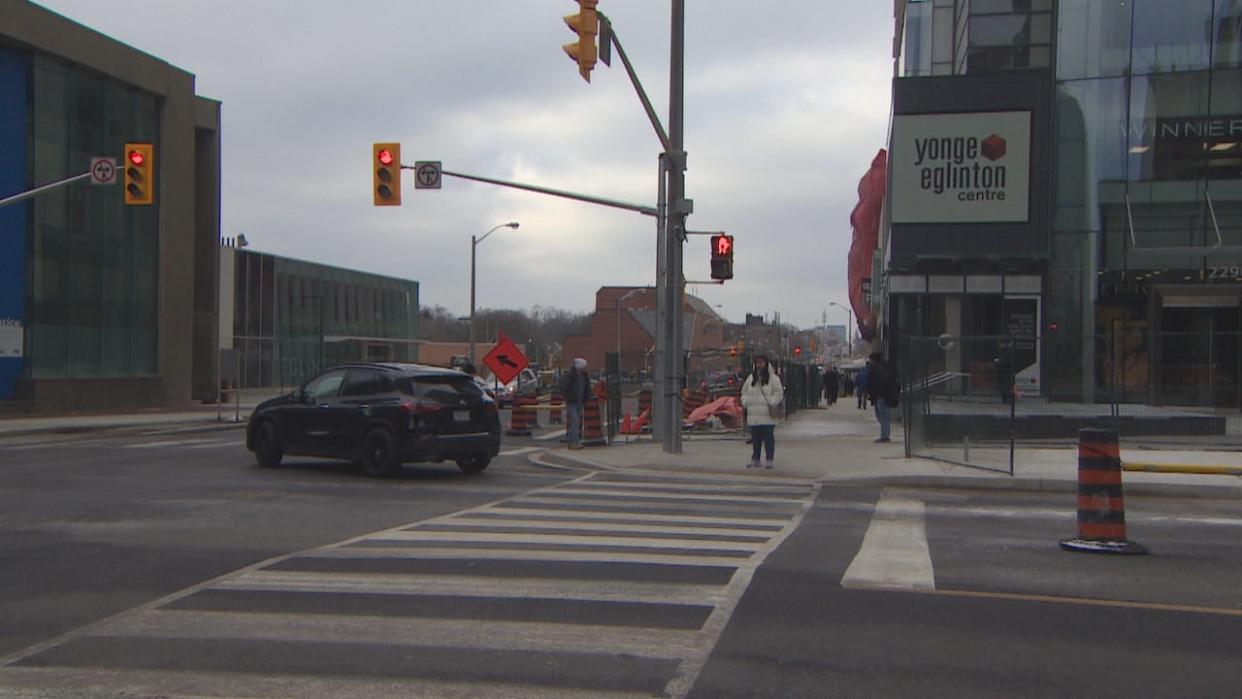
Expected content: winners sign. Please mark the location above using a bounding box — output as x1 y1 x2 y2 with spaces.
891 111 1031 224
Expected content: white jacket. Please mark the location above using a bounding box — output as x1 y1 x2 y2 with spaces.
740 370 785 426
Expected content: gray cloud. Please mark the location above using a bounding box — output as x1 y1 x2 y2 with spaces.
34 0 894 328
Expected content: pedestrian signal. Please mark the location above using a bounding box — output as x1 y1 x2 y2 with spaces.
710 233 733 281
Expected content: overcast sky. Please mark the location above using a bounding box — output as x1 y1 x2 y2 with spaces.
36 0 894 330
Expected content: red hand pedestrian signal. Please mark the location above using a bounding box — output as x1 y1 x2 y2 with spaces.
710 233 734 281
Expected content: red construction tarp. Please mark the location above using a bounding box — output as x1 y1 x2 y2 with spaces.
847 149 886 341
687 396 743 428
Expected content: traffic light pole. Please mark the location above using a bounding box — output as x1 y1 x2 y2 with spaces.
661 0 687 454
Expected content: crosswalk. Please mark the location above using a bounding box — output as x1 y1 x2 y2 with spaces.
0 470 818 698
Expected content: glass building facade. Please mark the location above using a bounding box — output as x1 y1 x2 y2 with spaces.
224 247 420 390
888 0 1242 407
26 54 162 378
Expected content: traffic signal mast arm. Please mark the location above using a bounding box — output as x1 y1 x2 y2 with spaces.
426 166 659 217
594 12 670 153
0 170 92 208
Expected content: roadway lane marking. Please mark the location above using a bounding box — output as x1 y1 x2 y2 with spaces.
534 428 567 441
367 530 763 553
498 446 541 456
545 486 809 504
898 587 1242 618
428 517 775 538
477 505 790 527
841 490 936 591
217 571 730 606
96 610 704 660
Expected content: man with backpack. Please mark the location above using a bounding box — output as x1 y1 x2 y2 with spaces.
865 352 900 443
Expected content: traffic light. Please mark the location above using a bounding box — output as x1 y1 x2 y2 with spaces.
563 0 599 83
123 143 154 205
794 346 802 358
710 233 734 281
373 143 402 206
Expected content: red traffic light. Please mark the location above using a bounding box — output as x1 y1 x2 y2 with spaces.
128 150 145 166
794 346 802 356
377 149 395 166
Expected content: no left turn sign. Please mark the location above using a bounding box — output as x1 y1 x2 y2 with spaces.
414 161 442 189
90 157 117 186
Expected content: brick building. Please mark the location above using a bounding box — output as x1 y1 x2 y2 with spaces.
560 287 728 376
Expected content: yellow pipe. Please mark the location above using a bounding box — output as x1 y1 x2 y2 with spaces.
1122 462 1242 476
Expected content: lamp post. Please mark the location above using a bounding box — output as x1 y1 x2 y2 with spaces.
829 302 852 357
469 221 519 366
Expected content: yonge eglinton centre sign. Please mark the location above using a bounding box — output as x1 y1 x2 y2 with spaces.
891 111 1031 224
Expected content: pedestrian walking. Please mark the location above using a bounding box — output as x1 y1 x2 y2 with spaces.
843 375 855 397
855 364 869 410
740 354 784 469
558 357 591 450
866 352 900 443
824 366 840 406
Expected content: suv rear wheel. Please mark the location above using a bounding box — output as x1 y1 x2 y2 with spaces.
253 421 283 468
359 428 400 477
455 454 491 474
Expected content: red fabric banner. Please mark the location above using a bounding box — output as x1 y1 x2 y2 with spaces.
847 149 887 341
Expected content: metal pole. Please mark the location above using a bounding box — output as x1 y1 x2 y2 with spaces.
654 154 668 442
469 235 477 366
663 0 686 454
0 171 91 208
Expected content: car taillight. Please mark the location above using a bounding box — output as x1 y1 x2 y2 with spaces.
400 400 442 415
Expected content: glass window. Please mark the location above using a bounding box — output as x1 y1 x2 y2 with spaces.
1055 79 1130 231
902 1 934 77
341 369 382 396
1216 0 1242 67
1057 0 1132 80
28 54 159 378
972 0 1052 12
1132 0 1214 75
304 369 346 400
403 375 483 401
969 14 1051 47
1128 71 1212 182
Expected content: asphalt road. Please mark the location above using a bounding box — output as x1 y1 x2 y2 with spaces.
3 428 1242 698
0 426 571 660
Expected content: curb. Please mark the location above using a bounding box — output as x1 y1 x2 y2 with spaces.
0 418 247 439
526 450 1242 500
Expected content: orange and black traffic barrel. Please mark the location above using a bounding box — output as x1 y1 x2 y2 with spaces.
581 396 607 447
1060 427 1147 555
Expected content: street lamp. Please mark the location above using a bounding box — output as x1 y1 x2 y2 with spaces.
829 302 853 357
469 221 519 366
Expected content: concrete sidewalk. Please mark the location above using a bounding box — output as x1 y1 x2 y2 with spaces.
537 403 1242 499
0 389 283 438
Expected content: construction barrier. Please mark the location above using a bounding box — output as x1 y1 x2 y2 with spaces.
682 388 708 421
581 396 607 447
639 389 652 419
1060 428 1147 555
506 396 533 437
549 392 564 425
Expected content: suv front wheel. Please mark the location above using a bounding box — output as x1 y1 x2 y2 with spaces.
359 428 400 477
253 421 283 468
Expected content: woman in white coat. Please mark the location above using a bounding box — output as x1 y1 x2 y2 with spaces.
740 354 784 469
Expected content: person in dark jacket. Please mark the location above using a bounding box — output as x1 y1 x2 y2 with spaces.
855 365 869 410
823 366 840 406
866 352 900 443
994 339 1015 406
558 357 592 449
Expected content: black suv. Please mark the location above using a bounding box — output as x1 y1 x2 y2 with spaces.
246 363 501 477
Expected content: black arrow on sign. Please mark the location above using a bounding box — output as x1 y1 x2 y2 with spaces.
498 355 518 369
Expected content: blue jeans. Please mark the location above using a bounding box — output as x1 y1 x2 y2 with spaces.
874 399 892 440
567 403 584 444
750 425 775 461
